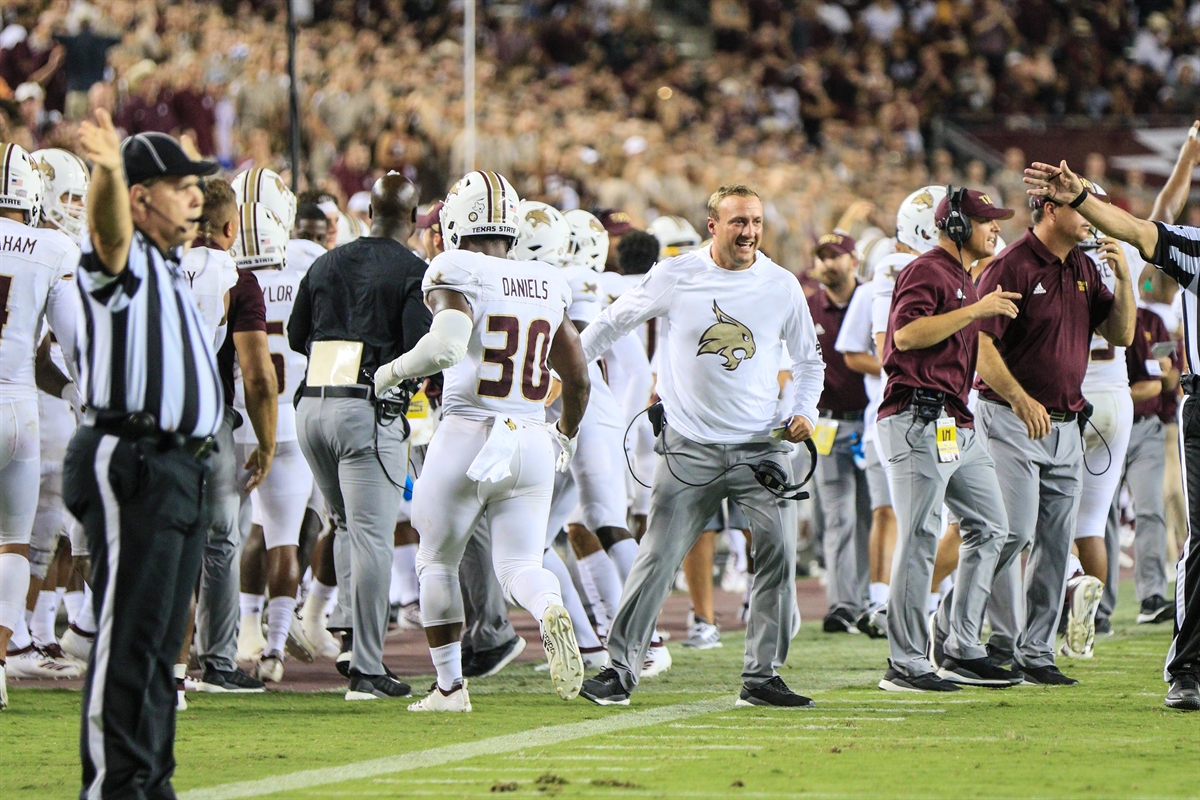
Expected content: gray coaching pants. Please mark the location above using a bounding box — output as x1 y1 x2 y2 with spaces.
298 396 405 676
977 401 1083 668
815 420 871 617
197 409 241 673
879 409 1007 676
608 426 798 693
1103 415 1169 614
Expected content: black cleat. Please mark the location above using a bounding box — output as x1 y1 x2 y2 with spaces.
1165 673 1200 711
462 636 526 678
1137 595 1174 625
345 671 412 701
1093 615 1113 636
822 608 858 634
879 665 961 692
335 631 353 678
1014 664 1078 686
736 676 814 708
938 656 1022 687
580 667 631 706
197 666 265 693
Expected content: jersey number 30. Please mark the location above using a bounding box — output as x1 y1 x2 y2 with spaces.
478 315 553 401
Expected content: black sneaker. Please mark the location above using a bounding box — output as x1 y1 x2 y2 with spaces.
462 636 526 678
1093 615 1113 636
879 664 961 692
197 666 265 693
1014 664 1078 686
1165 673 1200 711
856 607 887 639
1137 595 1174 625
335 631 352 678
822 608 858 633
580 667 631 706
736 676 815 708
986 642 1015 669
938 656 1022 687
345 671 412 701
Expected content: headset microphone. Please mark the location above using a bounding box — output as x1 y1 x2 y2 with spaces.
141 198 191 234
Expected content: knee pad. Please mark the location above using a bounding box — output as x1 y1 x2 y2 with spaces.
28 541 55 580
415 561 463 626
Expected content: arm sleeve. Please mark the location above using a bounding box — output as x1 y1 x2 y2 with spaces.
580 267 674 362
287 271 312 355
607 333 654 417
392 309 473 380
889 267 943 331
782 287 826 428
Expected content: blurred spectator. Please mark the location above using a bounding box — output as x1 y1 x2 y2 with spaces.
53 15 121 120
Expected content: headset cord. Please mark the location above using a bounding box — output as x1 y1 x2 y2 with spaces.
1081 416 1113 477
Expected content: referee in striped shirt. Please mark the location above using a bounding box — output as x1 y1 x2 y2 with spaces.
1026 156 1200 712
66 110 223 797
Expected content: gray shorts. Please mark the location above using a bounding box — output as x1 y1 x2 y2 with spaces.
865 440 891 510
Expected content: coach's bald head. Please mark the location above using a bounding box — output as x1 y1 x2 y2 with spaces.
369 171 420 244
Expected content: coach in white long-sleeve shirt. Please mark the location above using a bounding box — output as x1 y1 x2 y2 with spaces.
577 185 825 708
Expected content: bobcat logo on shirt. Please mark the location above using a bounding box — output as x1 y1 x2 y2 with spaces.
697 301 756 371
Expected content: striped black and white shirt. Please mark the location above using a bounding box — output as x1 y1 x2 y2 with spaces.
75 228 223 438
1150 222 1200 375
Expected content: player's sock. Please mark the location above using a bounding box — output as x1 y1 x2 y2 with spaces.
725 529 748 572
305 579 336 618
606 538 638 584
578 551 622 623
1066 553 1083 577
63 589 84 625
173 662 187 680
240 592 264 624
8 613 33 651
392 544 419 607
0 553 30 647
572 555 608 634
430 642 463 692
543 549 602 648
927 592 941 614
265 596 295 657
869 582 889 607
30 590 59 646
75 584 97 634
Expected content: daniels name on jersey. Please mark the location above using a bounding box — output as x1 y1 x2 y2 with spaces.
424 249 572 424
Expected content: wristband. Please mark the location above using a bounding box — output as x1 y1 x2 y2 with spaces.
1068 188 1089 208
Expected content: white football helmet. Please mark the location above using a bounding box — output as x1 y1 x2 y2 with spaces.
231 167 296 233
564 208 609 272
231 202 288 269
335 210 367 246
440 170 520 250
0 143 43 226
32 148 89 240
511 200 571 266
648 214 701 258
895 185 946 254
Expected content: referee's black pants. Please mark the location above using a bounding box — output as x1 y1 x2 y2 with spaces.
64 426 209 800
1169 396 1200 683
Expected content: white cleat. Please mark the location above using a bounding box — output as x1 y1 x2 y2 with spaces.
408 680 471 712
1062 575 1104 659
5 645 81 679
300 611 340 660
541 605 584 700
641 641 672 678
395 602 422 631
257 652 285 683
60 625 94 663
237 614 267 662
285 614 316 663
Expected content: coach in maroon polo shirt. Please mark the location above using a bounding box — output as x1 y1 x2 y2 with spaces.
972 185 1135 686
875 188 1023 692
807 233 872 633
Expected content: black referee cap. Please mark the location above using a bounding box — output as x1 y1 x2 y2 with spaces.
121 132 219 187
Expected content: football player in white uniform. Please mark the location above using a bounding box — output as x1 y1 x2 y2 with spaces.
647 214 702 259
231 167 296 234
0 143 86 704
374 171 589 711
287 202 329 278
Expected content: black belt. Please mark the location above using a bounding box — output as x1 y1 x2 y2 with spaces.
1182 374 1200 395
301 385 373 401
88 412 217 459
988 398 1076 423
818 409 865 422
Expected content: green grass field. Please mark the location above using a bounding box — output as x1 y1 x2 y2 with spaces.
3 584 1197 800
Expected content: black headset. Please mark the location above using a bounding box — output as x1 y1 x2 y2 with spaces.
942 185 971 246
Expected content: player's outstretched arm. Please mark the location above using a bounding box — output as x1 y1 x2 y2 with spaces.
1151 121 1200 224
78 108 132 275
1025 160 1159 259
549 317 590 438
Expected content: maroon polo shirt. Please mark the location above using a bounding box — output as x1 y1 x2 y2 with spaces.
807 283 869 414
216 269 268 406
975 229 1114 413
1129 308 1167 419
879 246 981 428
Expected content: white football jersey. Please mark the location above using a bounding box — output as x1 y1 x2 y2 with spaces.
37 331 77 463
286 238 326 277
1081 242 1141 394
561 264 602 325
0 218 79 403
596 271 653 425
871 251 917 337
180 245 238 350
235 264 307 443
834 283 882 442
424 249 571 424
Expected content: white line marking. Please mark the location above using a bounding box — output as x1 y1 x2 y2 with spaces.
178 697 731 800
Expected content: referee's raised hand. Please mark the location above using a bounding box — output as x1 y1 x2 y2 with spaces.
78 108 122 172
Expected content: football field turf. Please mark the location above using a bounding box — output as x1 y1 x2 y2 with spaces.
4 583 1196 800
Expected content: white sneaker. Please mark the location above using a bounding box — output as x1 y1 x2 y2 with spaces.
285 614 316 663
408 680 471 712
396 602 422 631
720 559 748 593
1 661 7 709
257 652 285 683
541 605 584 700
582 647 610 670
300 604 340 660
1062 574 1104 658
60 625 94 663
682 618 723 650
237 614 267 662
641 641 672 678
5 645 81 679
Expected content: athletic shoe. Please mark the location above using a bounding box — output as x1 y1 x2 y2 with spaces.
541 605 584 700
5 644 81 679
1164 673 1200 711
580 667 631 706
641 640 672 678
285 614 316 663
937 656 1022 687
176 678 187 711
184 676 201 692
236 614 267 662
257 652 285 683
582 646 610 670
1013 664 1078 686
1137 595 1174 625
335 631 352 678
345 671 412 701
822 608 859 634
463 635 527 678
302 617 340 660
1094 615 1113 636
408 680 471 712
736 676 815 708
879 665 961 692
39 642 86 671
1 662 8 710
856 604 888 639
60 624 94 663
197 666 266 693
396 602 422 631
682 616 723 650
927 612 946 669
1062 574 1103 658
